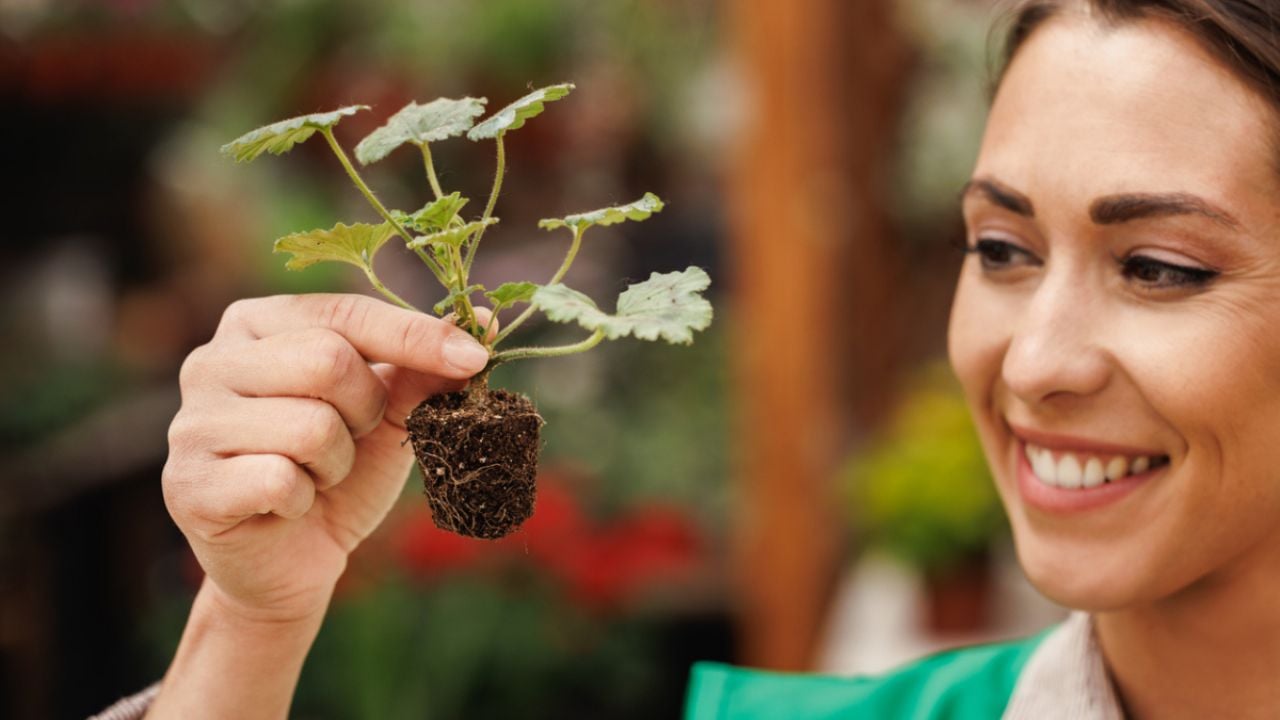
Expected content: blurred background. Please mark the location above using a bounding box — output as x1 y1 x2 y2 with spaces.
0 0 1064 717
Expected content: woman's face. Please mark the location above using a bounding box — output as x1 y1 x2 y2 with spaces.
949 10 1280 610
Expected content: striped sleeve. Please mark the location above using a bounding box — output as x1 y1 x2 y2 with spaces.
88 682 160 720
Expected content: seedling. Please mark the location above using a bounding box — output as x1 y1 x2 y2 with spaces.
221 85 713 538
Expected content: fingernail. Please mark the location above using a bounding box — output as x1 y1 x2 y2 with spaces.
442 333 489 373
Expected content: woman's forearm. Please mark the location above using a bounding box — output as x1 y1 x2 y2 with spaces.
145 579 330 720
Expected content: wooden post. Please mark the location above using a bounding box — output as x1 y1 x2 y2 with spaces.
726 0 910 670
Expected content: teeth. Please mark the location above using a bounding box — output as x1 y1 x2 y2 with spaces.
1082 458 1105 488
1105 456 1128 481
1025 443 1165 491
1030 445 1057 485
1056 454 1083 489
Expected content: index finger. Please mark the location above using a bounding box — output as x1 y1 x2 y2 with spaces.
216 294 491 378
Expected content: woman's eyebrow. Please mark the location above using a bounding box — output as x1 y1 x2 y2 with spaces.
1089 192 1242 229
959 178 1035 217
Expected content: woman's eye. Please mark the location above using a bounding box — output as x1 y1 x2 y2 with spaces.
1120 255 1219 289
966 238 1039 271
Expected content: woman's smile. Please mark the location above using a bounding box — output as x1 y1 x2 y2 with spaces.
1011 430 1170 513
1008 420 1172 499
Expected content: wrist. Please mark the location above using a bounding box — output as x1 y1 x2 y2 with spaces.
147 579 332 719
198 576 335 629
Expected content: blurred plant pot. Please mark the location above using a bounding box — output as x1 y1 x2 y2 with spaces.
923 550 991 634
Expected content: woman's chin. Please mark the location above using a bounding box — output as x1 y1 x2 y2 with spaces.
1014 535 1156 612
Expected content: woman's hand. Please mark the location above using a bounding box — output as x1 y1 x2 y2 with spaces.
162 293 491 621
148 293 490 719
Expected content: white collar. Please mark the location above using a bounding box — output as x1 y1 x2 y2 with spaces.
1004 612 1125 719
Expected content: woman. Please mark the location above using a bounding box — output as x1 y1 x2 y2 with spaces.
690 1 1280 717
97 0 1280 718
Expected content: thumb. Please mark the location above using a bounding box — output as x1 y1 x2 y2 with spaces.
374 364 472 430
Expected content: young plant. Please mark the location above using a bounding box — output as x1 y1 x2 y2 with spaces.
221 85 713 539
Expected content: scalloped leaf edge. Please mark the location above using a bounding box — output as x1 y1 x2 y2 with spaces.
531 266 712 345
272 221 396 271
538 192 664 231
392 192 469 234
467 83 574 141
221 105 369 163
355 97 488 165
406 218 499 249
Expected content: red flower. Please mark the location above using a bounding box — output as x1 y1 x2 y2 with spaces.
395 510 487 577
561 505 702 609
389 471 705 612
497 480 592 563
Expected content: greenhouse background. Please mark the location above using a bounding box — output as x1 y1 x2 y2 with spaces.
0 1 1062 717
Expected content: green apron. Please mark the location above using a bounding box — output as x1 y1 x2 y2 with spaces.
684 632 1049 720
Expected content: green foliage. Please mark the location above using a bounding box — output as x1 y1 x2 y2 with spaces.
844 363 1006 573
224 84 711 368
220 106 368 162
485 281 539 309
392 193 469 234
433 285 486 316
290 575 672 720
406 219 498 250
467 83 575 140
538 193 664 231
273 222 397 271
533 267 713 345
355 97 489 165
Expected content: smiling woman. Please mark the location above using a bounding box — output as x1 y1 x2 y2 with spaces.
949 0 1280 717
686 1 1280 719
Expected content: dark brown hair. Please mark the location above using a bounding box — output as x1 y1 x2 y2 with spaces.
997 0 1280 114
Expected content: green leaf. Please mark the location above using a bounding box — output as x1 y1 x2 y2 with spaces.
484 281 539 309
273 222 397 271
467 83 574 141
355 97 489 165
391 193 469 233
221 106 369 163
407 218 498 250
538 192 664 231
431 244 452 269
433 284 485 316
532 267 713 344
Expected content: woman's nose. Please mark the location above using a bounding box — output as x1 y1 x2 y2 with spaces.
1001 275 1112 404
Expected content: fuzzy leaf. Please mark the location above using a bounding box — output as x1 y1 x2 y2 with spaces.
273 222 397 271
392 193 469 233
407 218 498 250
538 192 664 231
531 284 612 327
433 284 485 316
467 83 574 141
485 281 539 308
355 97 488 164
532 266 713 344
221 106 369 162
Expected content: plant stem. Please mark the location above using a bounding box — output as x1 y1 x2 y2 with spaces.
321 128 449 285
492 225 587 346
464 135 504 276
548 225 586 285
412 246 451 287
482 307 502 345
361 267 420 312
490 329 605 365
448 243 478 332
420 143 444 200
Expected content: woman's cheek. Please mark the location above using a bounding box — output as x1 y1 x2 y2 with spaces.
947 276 1009 412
